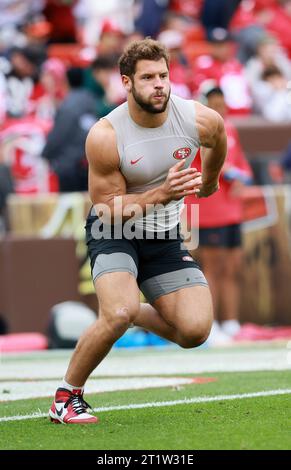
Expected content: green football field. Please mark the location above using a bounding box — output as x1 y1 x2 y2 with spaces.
0 342 290 450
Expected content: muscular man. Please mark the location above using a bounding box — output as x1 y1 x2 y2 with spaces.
49 38 227 424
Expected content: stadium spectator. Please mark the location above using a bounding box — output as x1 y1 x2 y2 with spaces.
1 45 46 118
74 0 135 48
0 116 54 194
83 55 124 118
191 27 252 115
23 20 52 49
229 0 267 64
201 0 242 36
157 29 192 98
36 58 68 120
42 67 96 192
0 0 45 29
97 19 125 58
245 35 291 94
251 65 291 122
169 0 203 20
254 0 291 59
43 0 78 43
135 0 170 37
0 26 28 55
185 84 253 344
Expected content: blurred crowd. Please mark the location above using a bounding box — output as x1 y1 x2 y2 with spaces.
1 0 291 207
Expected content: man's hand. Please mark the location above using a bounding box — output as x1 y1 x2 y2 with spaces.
196 180 219 198
160 160 202 203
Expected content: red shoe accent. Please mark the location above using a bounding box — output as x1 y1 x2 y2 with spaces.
49 388 98 424
50 418 61 424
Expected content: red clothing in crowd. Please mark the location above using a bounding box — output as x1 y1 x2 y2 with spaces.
230 1 258 31
0 117 58 194
185 120 252 228
231 0 291 58
43 0 77 43
170 0 203 19
192 56 252 115
257 3 291 59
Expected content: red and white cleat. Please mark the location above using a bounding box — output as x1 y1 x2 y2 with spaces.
49 388 98 424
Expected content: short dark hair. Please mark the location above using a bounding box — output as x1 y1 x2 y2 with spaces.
205 86 224 99
262 65 283 81
66 67 83 88
92 55 116 71
118 38 169 77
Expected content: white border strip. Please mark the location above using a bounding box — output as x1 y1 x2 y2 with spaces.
0 389 290 423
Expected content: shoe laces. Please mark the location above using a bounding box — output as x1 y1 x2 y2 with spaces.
64 393 92 415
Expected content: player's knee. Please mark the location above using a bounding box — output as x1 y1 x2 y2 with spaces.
177 322 211 349
104 305 138 336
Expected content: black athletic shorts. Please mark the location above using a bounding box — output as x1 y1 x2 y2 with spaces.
199 224 242 248
85 210 208 304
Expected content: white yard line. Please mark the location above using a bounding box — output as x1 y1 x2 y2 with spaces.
0 377 197 401
0 389 290 423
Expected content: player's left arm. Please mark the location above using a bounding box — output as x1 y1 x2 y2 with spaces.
195 101 227 198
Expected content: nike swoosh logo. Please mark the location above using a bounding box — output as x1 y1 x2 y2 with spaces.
131 157 143 165
56 406 64 417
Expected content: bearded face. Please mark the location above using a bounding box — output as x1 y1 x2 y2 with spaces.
129 58 171 114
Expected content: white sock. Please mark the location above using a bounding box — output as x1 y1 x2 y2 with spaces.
61 379 84 393
221 320 241 337
206 321 232 345
211 320 221 332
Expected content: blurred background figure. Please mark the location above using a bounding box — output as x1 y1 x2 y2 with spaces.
1 45 46 118
0 0 45 30
42 67 96 192
43 0 78 43
96 19 126 58
157 29 192 98
229 0 267 64
135 0 170 37
245 35 291 94
253 0 291 59
191 27 252 115
74 0 134 48
186 83 253 345
201 0 242 36
37 57 68 120
83 55 125 118
251 65 291 122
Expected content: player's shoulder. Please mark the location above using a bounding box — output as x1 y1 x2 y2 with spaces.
87 118 115 142
195 100 224 128
194 101 225 145
86 118 117 151
86 118 118 167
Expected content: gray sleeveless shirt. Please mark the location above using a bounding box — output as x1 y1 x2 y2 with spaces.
104 94 200 232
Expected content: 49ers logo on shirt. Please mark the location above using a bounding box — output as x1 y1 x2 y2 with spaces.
173 147 192 160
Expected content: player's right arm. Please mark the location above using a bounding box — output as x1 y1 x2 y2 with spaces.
195 101 227 198
86 119 202 224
